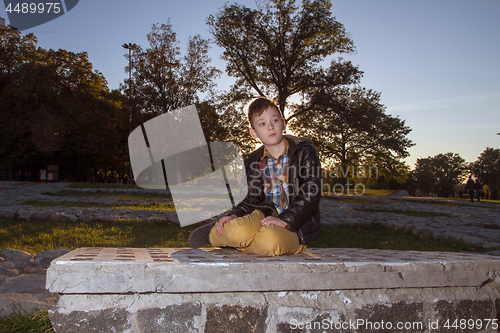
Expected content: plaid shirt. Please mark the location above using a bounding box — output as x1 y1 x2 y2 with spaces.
259 140 289 214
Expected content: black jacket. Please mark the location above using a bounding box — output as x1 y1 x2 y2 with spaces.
228 135 323 245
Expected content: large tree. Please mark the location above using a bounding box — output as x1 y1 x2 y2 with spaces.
207 0 362 117
473 147 500 198
126 22 221 116
0 27 128 182
414 153 466 197
292 86 413 183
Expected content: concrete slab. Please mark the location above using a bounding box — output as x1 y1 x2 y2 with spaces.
46 248 500 294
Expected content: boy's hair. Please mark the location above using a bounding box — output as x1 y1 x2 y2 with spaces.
247 97 284 128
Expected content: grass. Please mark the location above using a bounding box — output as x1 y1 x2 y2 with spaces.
322 195 391 206
0 308 54 333
23 200 175 211
43 190 172 200
66 182 142 189
308 224 488 253
0 218 196 253
362 189 395 196
0 216 487 256
354 208 452 218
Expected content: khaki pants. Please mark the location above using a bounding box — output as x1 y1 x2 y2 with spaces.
209 210 306 256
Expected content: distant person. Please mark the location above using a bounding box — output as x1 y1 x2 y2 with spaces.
47 172 53 183
40 169 46 183
465 176 475 202
475 179 483 202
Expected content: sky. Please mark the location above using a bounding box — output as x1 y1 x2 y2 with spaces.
2 0 499 170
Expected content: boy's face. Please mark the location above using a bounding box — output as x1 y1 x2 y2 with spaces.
249 106 286 146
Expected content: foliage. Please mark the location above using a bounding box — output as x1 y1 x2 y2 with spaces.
472 147 500 198
0 308 54 333
125 22 221 116
207 0 361 116
414 153 466 197
292 86 413 187
0 27 129 182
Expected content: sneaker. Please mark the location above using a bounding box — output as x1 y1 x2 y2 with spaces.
188 221 216 248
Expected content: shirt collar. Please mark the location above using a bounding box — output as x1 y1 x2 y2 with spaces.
261 139 289 162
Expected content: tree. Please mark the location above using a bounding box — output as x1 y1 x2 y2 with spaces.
207 0 362 117
414 153 466 197
291 86 413 187
127 22 221 116
473 147 500 199
0 27 129 182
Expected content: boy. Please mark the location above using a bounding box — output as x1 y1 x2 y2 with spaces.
188 97 322 256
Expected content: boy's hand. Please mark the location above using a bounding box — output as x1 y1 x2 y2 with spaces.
261 216 288 229
216 214 237 234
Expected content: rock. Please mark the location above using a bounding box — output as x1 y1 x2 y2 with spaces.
16 210 32 220
0 273 47 294
35 249 70 268
51 213 78 222
32 210 53 220
79 214 92 222
19 261 46 274
0 249 33 269
0 208 16 218
0 261 19 277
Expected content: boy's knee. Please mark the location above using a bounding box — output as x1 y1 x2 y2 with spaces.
256 227 285 245
250 227 297 256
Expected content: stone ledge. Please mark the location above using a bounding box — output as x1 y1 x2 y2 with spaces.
46 248 500 294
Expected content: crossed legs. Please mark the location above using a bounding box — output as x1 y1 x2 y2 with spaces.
209 210 306 256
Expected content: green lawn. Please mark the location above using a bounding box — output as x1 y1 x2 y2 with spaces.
353 208 452 218
322 195 391 205
67 182 143 189
0 218 196 253
43 190 172 200
23 200 175 211
0 217 486 255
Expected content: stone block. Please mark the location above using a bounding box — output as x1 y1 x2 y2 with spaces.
205 304 267 333
0 248 33 269
49 308 131 333
355 301 423 333
0 274 46 294
51 213 78 222
0 208 16 218
46 248 500 294
32 210 52 220
433 300 495 333
136 302 201 333
16 209 32 220
275 306 351 333
496 298 500 329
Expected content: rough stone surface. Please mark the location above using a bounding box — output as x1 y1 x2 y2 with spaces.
433 300 495 333
355 301 423 333
49 308 131 333
48 285 500 333
205 304 267 333
0 248 68 315
275 307 350 333
136 302 201 333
